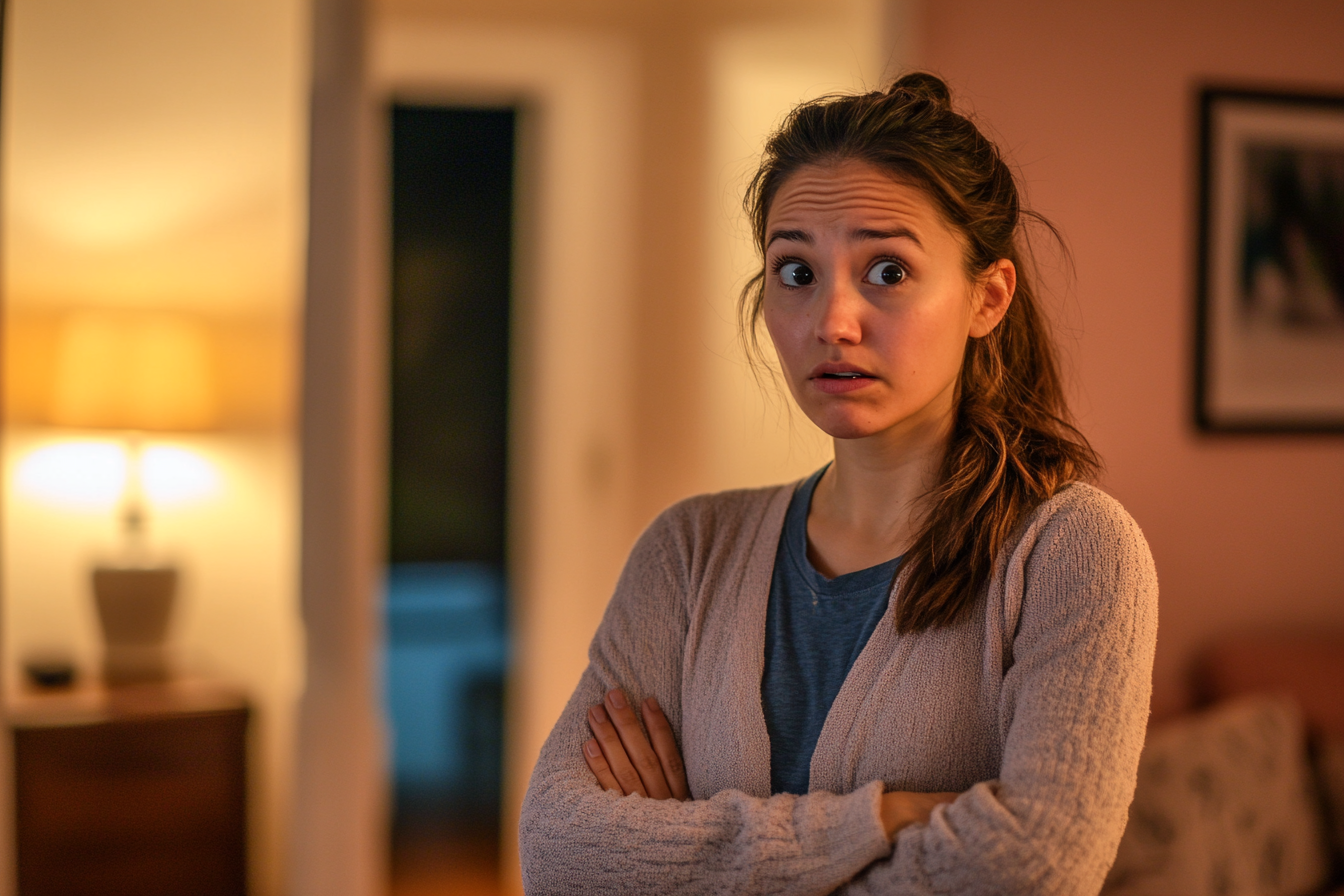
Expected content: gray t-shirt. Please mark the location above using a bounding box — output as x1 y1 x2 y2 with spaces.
761 467 901 795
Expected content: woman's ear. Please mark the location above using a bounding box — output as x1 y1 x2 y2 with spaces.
969 259 1015 338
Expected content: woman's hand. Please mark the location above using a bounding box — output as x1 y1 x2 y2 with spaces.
879 790 960 839
584 688 690 800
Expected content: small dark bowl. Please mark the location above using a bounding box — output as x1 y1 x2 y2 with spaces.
24 658 76 689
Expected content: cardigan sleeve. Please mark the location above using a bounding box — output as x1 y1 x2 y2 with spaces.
837 487 1159 896
518 501 893 896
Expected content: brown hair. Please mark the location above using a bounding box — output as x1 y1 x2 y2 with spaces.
741 72 1100 633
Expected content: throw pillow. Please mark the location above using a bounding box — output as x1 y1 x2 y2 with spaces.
1103 694 1329 896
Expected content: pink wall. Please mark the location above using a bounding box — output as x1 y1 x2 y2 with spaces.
922 0 1344 717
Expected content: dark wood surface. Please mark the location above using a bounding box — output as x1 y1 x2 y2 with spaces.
10 680 249 896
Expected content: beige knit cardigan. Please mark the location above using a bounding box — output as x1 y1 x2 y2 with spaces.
519 480 1158 895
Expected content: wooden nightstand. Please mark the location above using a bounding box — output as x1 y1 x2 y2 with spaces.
8 679 249 896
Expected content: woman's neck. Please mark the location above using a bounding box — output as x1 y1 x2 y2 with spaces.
806 411 951 578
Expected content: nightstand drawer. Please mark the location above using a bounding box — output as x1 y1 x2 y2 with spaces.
14 705 248 896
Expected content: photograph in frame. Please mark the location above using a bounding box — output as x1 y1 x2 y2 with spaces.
1195 87 1344 432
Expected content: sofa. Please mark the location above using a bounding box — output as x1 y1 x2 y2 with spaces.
1103 632 1344 896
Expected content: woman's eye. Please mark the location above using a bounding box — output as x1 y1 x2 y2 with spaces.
777 262 815 287
864 261 905 286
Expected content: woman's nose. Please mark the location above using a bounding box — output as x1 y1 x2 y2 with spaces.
814 278 863 345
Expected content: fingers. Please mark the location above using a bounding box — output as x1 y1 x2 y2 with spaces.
582 738 623 793
642 697 690 800
601 689 673 800
587 703 648 797
584 689 690 801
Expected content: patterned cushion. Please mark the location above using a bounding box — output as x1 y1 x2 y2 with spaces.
1103 695 1330 896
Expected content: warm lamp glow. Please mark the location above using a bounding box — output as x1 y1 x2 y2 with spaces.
14 440 222 510
15 440 128 508
141 445 221 505
49 311 219 432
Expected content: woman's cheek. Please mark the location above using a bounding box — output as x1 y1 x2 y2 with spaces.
762 303 804 381
890 304 963 392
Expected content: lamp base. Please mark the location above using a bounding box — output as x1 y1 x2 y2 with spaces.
92 566 177 685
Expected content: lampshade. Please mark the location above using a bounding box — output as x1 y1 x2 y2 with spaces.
48 311 219 432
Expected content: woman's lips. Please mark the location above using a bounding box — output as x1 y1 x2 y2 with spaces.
810 372 877 394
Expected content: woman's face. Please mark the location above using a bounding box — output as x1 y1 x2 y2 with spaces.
762 159 1013 446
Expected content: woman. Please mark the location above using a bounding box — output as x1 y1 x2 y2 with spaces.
519 73 1157 895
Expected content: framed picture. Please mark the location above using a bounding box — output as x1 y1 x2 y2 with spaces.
1195 87 1344 432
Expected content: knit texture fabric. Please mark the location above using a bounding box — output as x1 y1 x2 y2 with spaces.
519 480 1159 895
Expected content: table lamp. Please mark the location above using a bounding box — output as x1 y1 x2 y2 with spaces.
48 310 219 685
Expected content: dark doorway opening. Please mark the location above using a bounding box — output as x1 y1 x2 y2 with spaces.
385 105 514 896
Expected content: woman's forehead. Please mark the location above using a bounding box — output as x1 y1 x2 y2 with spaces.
767 160 943 235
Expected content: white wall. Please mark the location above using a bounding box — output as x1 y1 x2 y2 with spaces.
699 7 891 494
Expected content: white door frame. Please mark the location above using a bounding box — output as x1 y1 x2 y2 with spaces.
368 22 639 893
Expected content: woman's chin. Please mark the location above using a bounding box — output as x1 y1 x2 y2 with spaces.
808 414 887 442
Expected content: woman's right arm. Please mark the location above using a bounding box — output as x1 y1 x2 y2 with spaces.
518 505 893 896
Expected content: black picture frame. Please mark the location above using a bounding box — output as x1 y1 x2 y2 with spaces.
1195 86 1344 433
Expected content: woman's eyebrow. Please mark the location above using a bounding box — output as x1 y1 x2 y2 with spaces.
766 228 811 247
853 227 922 247
765 227 924 249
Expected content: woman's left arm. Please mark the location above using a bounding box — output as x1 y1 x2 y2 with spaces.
840 487 1159 896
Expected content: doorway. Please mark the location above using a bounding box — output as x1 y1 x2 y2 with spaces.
384 106 515 896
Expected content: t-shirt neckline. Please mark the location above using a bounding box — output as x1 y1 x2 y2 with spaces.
786 465 902 594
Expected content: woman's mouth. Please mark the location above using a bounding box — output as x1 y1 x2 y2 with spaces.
810 368 877 394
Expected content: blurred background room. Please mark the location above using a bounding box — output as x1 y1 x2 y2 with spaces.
1 1 1341 896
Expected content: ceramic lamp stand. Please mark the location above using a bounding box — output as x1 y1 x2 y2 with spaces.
93 566 177 684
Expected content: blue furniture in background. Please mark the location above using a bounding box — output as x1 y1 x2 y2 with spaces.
383 563 508 818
